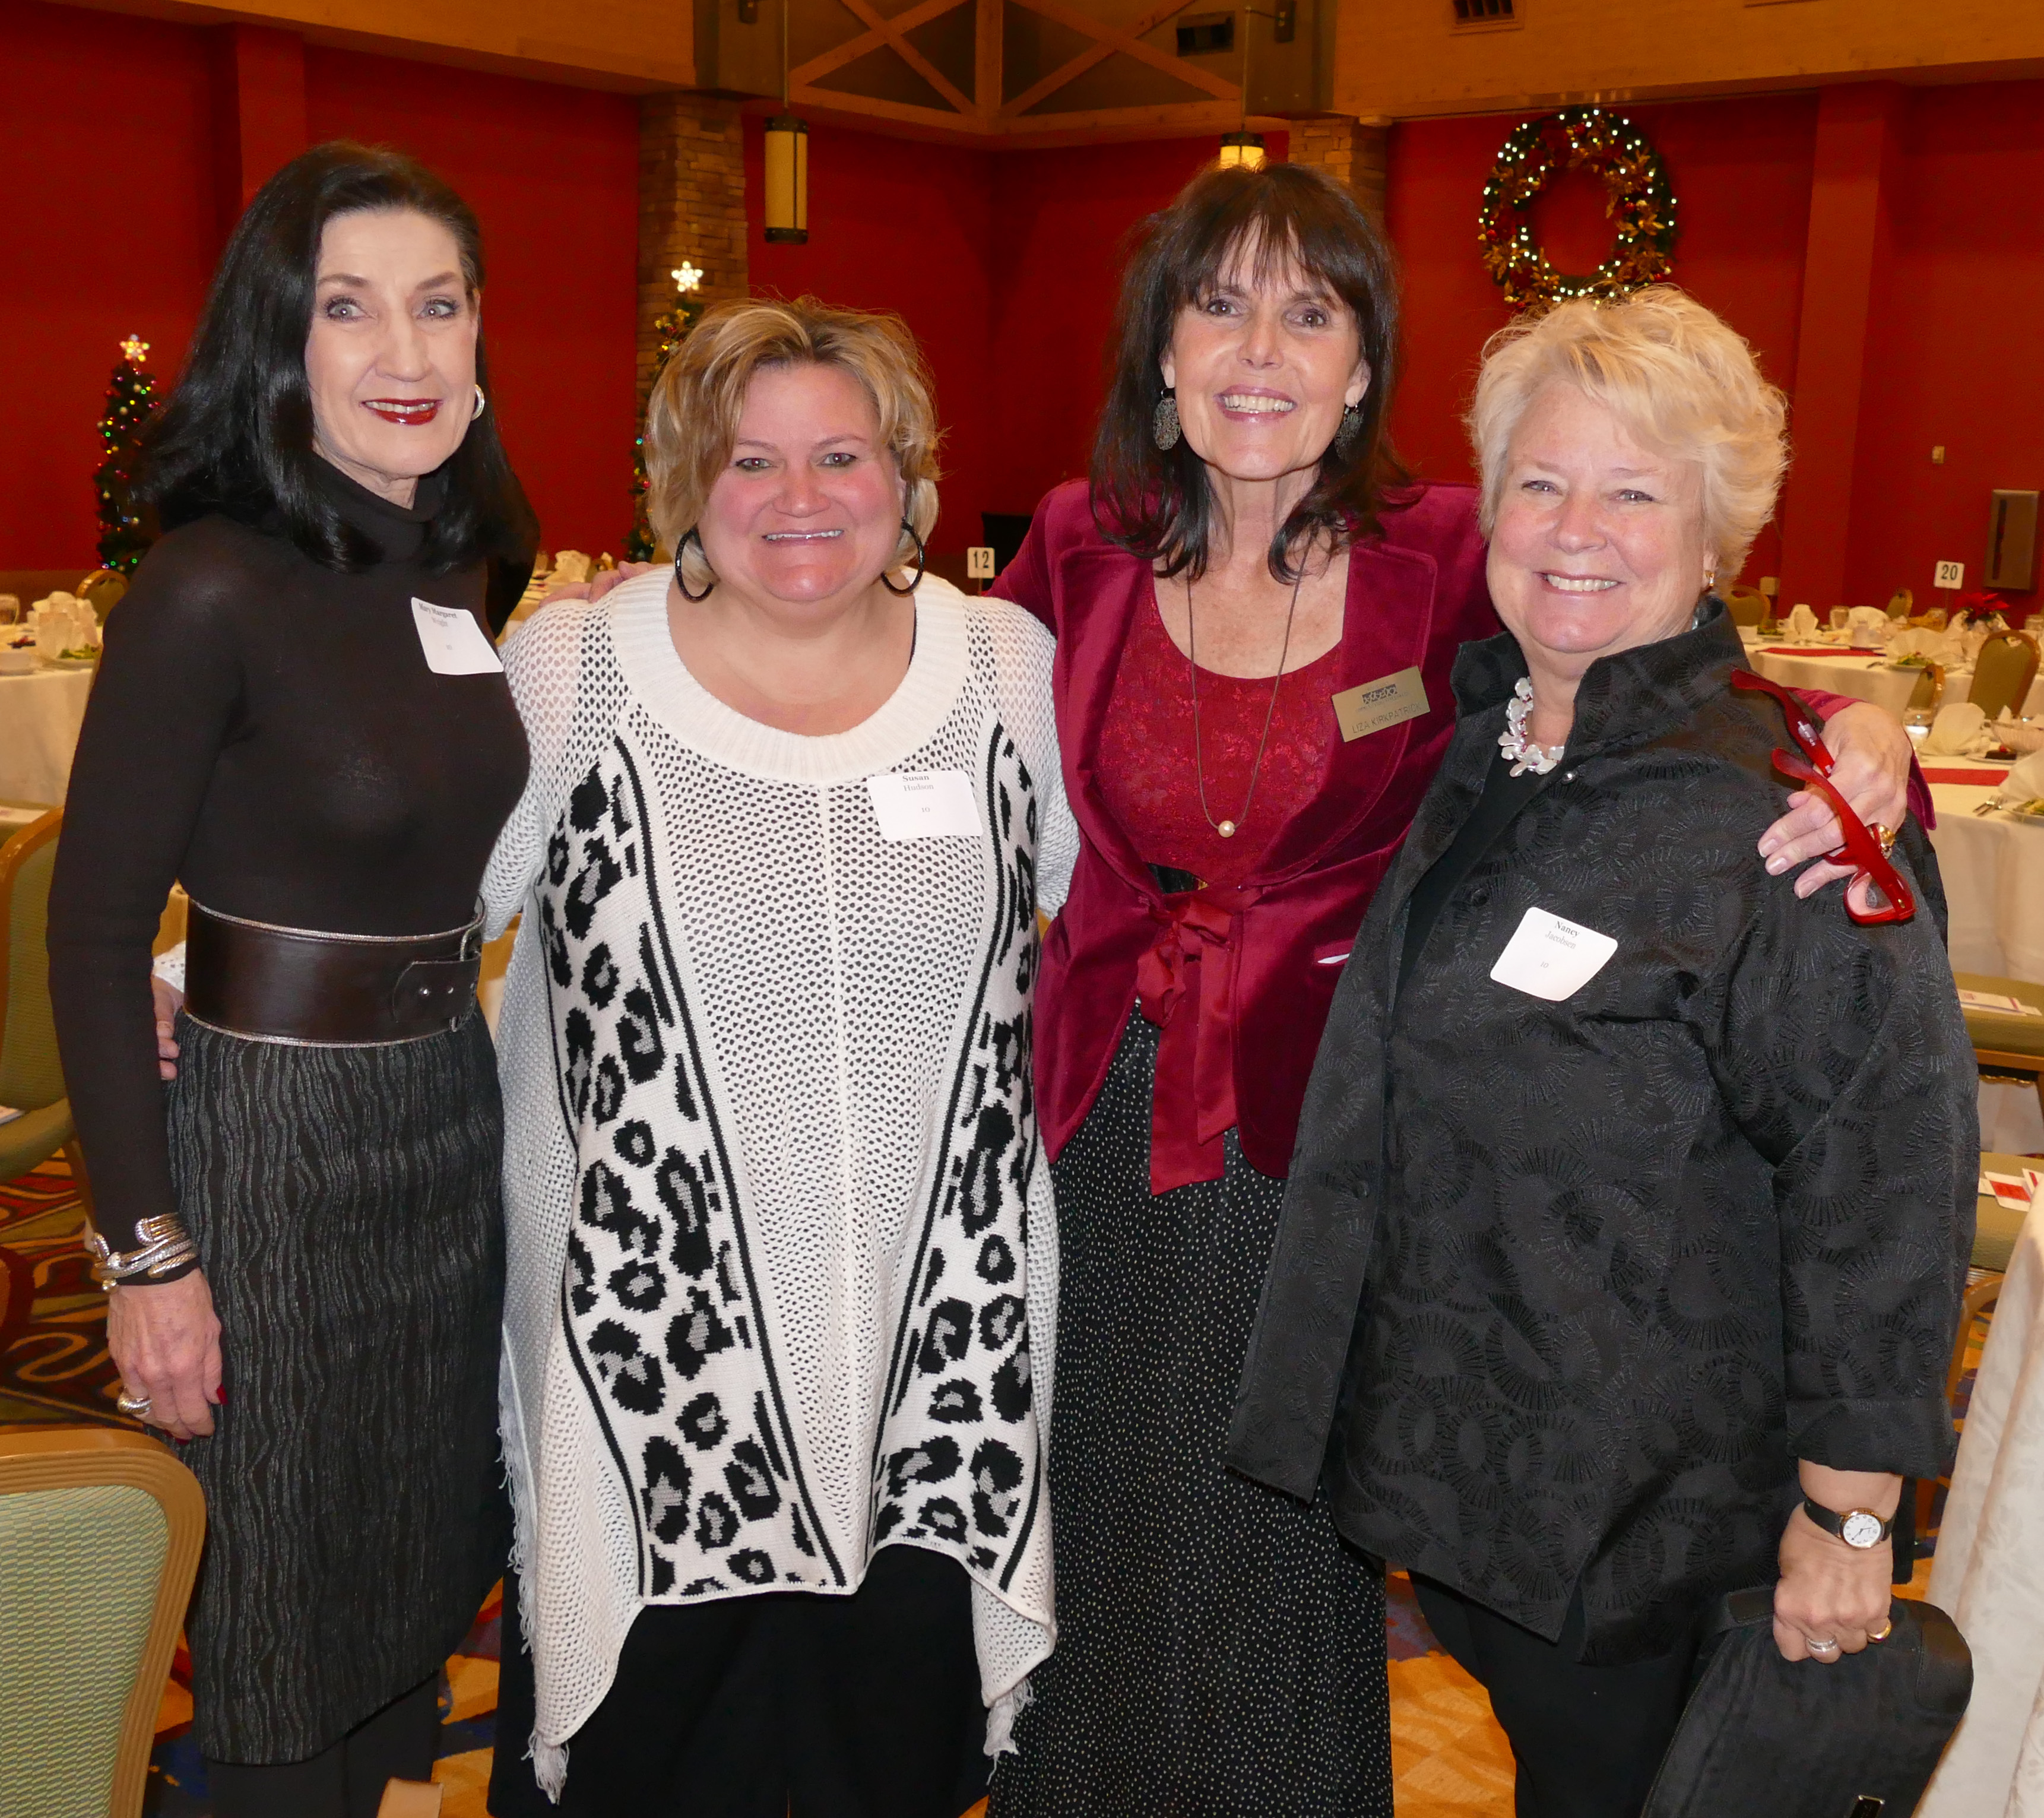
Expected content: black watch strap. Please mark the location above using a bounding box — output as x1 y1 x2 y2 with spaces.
1802 1497 1894 1547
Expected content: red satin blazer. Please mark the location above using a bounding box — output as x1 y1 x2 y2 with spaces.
993 477 1498 1179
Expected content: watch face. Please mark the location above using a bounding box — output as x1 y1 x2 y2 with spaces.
1841 1509 1885 1549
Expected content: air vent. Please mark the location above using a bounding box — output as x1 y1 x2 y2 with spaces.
1177 14 1234 55
1453 0 1516 21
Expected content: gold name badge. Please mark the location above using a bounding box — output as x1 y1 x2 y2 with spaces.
1332 667 1430 742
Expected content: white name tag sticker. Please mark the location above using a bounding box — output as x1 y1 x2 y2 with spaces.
1489 906 1618 1002
411 597 503 675
866 771 981 841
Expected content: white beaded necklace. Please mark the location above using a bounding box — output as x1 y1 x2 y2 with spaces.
1499 677 1566 777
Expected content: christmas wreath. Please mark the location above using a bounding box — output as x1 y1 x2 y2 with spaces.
1478 106 1677 313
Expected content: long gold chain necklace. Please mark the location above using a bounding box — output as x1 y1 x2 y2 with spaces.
1184 566 1304 840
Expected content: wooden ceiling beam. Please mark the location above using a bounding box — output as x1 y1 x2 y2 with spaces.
832 0 975 116
788 0 968 89
1000 0 1236 119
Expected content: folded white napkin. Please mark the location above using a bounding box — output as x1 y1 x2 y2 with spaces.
1885 626 1936 658
1923 702 1991 756
551 549 592 585
1785 604 1821 639
1993 715 2044 756
1993 750 2044 807
1847 607 1888 647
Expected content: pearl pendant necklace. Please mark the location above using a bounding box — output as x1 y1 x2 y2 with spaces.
1500 677 1566 777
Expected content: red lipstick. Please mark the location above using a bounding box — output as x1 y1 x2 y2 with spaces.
364 398 442 426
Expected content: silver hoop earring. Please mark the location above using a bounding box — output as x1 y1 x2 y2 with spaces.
1152 391 1181 452
471 384 486 422
1333 402 1363 457
880 521 927 596
674 528 715 602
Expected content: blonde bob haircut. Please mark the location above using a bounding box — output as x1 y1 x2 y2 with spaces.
645 294 943 591
1469 286 1788 577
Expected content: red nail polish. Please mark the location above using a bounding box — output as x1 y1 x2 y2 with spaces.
216 1387 227 1404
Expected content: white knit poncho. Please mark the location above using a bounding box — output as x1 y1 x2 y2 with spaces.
481 573 1077 1794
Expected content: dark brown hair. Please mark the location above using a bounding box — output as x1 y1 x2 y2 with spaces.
1091 160 1405 581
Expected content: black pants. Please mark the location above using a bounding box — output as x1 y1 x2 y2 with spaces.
493 1545 989 1818
205 1676 441 1818
1414 1579 1698 1818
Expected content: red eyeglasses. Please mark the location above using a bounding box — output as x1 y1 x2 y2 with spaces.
1731 668 1916 926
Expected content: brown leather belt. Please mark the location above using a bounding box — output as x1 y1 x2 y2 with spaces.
184 900 485 1046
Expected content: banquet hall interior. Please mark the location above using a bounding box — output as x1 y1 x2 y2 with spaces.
2 0 2042 1812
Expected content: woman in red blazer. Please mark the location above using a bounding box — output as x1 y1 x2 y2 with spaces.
985 162 1915 1816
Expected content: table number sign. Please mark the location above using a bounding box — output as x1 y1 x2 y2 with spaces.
966 546 996 580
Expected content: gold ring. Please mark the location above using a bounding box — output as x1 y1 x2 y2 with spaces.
1870 1617 1894 1643
1870 821 1897 856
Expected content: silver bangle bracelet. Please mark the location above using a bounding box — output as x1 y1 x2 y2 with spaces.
85 1215 198 1290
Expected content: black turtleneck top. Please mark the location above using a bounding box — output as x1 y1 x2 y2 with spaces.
47 465 530 1266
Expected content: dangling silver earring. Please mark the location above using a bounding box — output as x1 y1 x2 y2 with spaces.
1333 401 1364 456
1152 391 1181 452
471 384 486 422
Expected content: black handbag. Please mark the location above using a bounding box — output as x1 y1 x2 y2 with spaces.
1640 1589 1972 1818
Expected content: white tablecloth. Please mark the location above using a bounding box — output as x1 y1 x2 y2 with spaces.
1744 641 2044 721
1921 1199 2044 1818
1928 759 2044 1152
0 666 93 805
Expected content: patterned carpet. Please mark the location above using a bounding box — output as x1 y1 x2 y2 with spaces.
0 1155 1991 1817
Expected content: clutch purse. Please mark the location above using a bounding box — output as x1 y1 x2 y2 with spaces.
1640 1589 1972 1818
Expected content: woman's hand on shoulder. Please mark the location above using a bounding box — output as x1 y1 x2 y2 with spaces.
542 562 652 607
107 1268 223 1441
1757 701 1913 900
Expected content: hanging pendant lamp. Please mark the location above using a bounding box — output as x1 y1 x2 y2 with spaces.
764 0 809 243
1218 131 1266 170
763 116 809 242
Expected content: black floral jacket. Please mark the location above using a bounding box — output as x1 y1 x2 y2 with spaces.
1228 604 1975 1663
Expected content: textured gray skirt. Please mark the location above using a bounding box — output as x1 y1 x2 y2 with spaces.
165 1011 506 1762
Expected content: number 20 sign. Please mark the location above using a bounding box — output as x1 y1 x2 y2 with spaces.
1934 559 1964 590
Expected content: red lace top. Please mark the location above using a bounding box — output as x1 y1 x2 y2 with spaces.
1097 581 1343 888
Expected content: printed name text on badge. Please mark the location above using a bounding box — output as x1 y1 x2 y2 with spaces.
1489 906 1618 1002
1332 667 1428 742
867 772 981 841
411 598 503 675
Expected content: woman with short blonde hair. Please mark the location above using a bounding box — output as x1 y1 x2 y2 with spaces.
484 294 1075 1815
1235 285 1970 1817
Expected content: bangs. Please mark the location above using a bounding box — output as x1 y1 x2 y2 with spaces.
1167 192 1376 319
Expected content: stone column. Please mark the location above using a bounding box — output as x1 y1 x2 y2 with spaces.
638 94 749 402
1292 113 1388 224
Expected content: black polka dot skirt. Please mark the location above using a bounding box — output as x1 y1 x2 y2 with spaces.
991 1016 1390 1817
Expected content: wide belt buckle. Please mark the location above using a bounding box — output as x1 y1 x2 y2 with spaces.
392 956 481 1035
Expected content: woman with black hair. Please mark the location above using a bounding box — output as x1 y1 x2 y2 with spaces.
48 142 535 1818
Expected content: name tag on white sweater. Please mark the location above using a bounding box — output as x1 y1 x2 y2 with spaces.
1489 907 1618 1002
867 771 980 840
411 598 502 674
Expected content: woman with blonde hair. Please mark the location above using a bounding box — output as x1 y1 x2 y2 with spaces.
1233 286 1972 1817
482 296 1073 1814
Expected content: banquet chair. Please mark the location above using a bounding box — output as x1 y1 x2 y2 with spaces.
0 810 88 1209
1956 971 2044 1126
1906 660 1945 716
1723 585 1766 628
75 569 129 620
1969 631 2040 722
1888 588 1915 619
0 1429 204 1818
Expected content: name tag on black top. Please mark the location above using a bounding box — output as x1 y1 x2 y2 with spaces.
412 598 503 675
1332 666 1428 741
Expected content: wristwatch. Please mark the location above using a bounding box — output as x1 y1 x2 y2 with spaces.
1802 1497 1894 1550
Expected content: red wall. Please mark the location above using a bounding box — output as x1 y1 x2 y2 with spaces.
0 1 219 570
1388 94 1820 587
0 0 638 569
1851 81 2044 609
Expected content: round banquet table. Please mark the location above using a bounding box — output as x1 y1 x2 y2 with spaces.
1920 1188 2044 1818
1926 756 2044 1153
1744 639 2044 721
0 665 94 804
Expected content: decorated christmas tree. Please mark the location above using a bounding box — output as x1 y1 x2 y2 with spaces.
94 333 160 573
625 262 705 562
